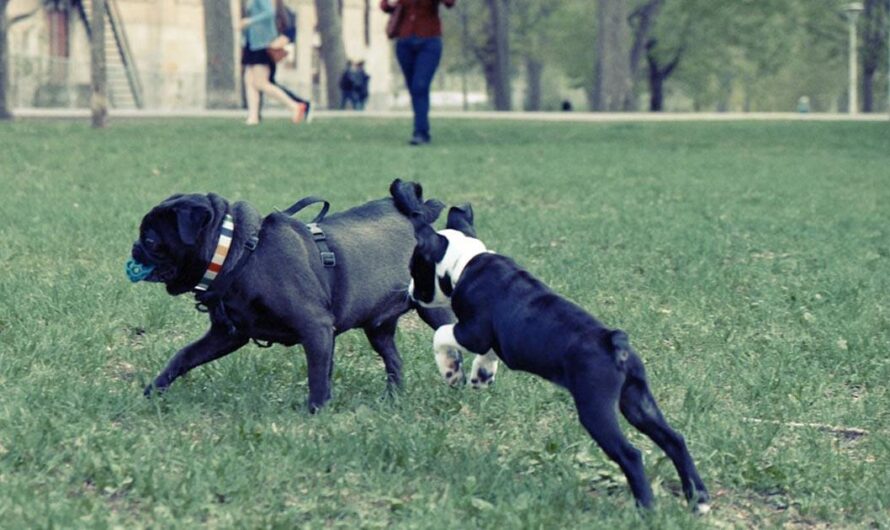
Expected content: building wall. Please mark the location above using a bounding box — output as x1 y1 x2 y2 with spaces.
7 0 395 109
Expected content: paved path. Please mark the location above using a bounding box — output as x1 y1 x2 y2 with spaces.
11 107 890 122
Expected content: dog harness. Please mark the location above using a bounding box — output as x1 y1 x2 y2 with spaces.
189 198 335 348
194 214 235 292
282 196 336 268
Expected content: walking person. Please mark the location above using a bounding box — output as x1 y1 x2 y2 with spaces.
240 0 307 126
268 1 312 121
380 0 456 145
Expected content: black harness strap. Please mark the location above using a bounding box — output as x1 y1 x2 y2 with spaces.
281 197 336 268
282 196 329 223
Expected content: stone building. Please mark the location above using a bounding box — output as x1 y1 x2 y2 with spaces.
5 0 395 109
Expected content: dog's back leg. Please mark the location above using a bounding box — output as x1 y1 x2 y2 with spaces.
569 372 654 508
364 318 403 390
618 355 709 512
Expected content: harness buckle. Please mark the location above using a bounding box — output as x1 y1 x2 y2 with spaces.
245 236 258 251
320 251 336 267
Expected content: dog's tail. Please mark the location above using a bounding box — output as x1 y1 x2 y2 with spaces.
389 179 445 226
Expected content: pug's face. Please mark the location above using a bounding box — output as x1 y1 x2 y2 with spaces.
129 194 216 295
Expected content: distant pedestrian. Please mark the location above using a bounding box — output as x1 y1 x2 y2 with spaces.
561 100 573 112
381 0 456 145
339 61 359 109
240 0 307 126
353 61 370 110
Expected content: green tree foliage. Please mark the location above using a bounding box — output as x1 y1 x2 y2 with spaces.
443 0 887 112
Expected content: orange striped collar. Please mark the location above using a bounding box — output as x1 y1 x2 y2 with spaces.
194 214 234 292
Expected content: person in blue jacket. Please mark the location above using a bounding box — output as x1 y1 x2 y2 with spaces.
240 0 307 125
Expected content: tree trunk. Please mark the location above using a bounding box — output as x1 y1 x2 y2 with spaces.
645 38 682 112
91 0 107 128
627 0 663 111
648 64 664 111
314 0 346 109
863 67 876 112
593 0 632 111
861 0 887 112
0 0 11 120
524 55 542 111
487 0 511 110
203 0 238 109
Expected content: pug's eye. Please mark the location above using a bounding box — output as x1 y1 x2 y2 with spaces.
143 236 164 254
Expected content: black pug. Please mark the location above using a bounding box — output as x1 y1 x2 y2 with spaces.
390 179 710 511
127 191 450 412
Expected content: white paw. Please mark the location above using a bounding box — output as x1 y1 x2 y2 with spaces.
440 348 465 386
469 368 495 389
694 502 711 515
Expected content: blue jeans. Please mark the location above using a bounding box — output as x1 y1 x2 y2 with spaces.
395 36 443 140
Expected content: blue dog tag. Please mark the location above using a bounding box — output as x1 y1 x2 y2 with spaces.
126 259 155 282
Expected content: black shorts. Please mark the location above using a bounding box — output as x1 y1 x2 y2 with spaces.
242 46 273 67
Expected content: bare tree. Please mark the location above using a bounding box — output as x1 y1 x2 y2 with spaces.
203 0 239 109
514 0 560 111
592 0 632 111
314 0 346 108
487 0 511 110
645 37 684 111
627 0 663 110
0 0 11 120
91 0 107 128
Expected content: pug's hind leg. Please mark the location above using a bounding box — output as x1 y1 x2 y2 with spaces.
433 324 466 386
469 351 499 389
364 318 403 390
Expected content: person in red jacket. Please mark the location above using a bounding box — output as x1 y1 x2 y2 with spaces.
381 0 456 145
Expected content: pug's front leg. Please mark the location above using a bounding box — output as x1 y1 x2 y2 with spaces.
145 324 248 396
433 324 466 386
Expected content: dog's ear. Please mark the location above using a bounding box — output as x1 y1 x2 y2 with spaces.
422 199 445 225
609 330 630 353
391 179 444 228
173 200 212 246
416 223 449 262
446 203 476 237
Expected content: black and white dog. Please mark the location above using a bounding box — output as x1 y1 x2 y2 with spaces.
390 179 710 511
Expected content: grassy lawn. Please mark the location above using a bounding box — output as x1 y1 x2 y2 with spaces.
1 117 888 528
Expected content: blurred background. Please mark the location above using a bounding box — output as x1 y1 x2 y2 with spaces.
1 0 888 114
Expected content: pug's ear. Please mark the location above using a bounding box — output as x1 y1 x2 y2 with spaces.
174 203 211 246
446 203 475 237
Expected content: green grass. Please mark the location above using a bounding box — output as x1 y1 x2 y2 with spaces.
1 117 889 528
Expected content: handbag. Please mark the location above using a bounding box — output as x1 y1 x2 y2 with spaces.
385 1 404 39
267 34 290 63
267 46 287 63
